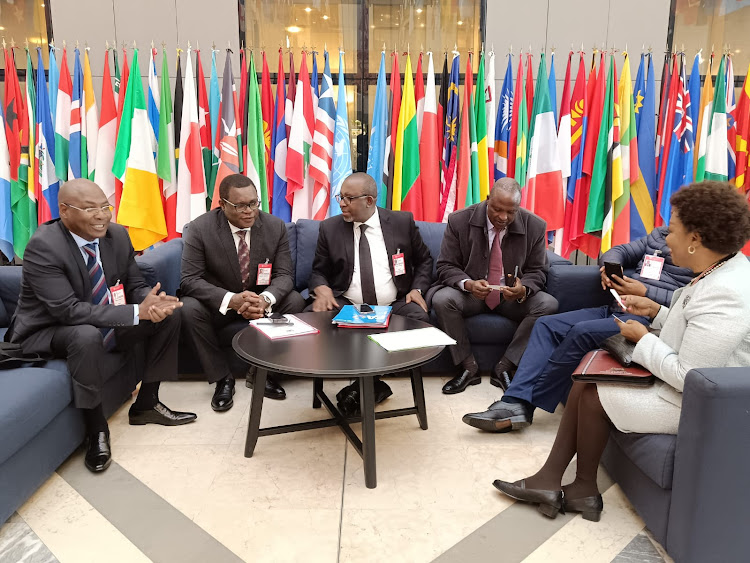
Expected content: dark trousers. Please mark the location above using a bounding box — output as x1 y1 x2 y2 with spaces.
431 286 559 366
50 309 181 409
181 291 306 384
504 306 649 412
304 295 431 324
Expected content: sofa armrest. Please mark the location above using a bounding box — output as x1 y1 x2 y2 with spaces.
667 368 750 563
136 239 184 297
545 264 611 313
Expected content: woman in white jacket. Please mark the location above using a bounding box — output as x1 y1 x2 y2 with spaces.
492 181 750 522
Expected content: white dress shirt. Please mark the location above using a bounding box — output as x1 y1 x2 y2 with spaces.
344 209 398 306
219 221 276 315
70 231 139 324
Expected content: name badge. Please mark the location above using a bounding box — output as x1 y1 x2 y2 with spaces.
392 252 406 276
257 262 272 285
110 282 126 306
640 255 665 281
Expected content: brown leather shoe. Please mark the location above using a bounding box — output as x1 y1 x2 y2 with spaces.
492 479 563 518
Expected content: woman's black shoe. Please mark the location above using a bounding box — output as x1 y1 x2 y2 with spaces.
492 479 563 518
563 494 604 522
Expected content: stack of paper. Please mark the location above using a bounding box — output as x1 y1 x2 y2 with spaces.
332 305 392 328
250 315 319 340
368 327 457 352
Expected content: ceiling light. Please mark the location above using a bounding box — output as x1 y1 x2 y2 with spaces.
305 7 312 12
420 23 425 27
457 21 464 25
323 15 329 20
286 26 302 33
416 8 423 13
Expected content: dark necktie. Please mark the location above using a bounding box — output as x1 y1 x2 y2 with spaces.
236 230 251 289
485 228 504 310
358 224 378 305
83 243 116 351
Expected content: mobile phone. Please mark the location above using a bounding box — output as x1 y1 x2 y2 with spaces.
604 262 624 280
505 265 519 287
356 303 374 313
268 313 291 324
612 315 625 324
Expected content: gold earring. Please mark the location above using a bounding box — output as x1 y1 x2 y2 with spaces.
688 245 696 255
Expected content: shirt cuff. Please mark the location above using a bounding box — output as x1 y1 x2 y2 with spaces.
219 292 234 315
133 304 139 325
459 279 471 291
260 291 276 313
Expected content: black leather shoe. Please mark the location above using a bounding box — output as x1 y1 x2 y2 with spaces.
462 400 533 432
563 494 604 522
84 431 112 473
373 378 393 404
442 370 481 394
490 364 514 391
245 373 287 400
128 402 197 426
337 378 394 416
211 377 236 412
493 479 563 518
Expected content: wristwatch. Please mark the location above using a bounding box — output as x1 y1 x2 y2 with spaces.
261 294 272 309
517 286 531 304
414 288 422 295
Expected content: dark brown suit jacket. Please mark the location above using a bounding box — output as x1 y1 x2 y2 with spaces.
427 201 549 304
308 208 433 300
180 209 295 310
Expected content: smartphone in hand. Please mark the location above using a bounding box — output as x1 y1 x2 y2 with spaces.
505 265 519 287
604 261 624 280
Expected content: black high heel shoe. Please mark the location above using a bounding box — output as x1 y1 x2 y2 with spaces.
492 479 563 518
563 494 604 522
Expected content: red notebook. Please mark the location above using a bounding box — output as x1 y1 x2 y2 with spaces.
572 350 655 386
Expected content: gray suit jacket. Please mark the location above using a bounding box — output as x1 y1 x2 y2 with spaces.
7 220 150 354
180 208 295 310
427 201 549 304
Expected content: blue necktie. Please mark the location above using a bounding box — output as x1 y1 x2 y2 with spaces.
83 243 116 351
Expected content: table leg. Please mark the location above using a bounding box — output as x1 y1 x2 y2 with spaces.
244 367 268 457
312 378 323 409
359 375 377 488
410 368 428 430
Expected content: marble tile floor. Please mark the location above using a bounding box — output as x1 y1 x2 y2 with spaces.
1 376 672 563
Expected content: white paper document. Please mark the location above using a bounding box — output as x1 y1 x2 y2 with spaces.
249 315 320 340
368 327 457 352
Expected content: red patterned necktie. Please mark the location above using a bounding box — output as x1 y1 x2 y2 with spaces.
485 228 504 310
236 231 251 289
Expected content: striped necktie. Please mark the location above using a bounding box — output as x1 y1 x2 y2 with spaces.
83 243 116 351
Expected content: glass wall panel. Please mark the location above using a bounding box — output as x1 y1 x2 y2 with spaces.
0 0 50 68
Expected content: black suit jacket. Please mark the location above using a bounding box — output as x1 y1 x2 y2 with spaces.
7 220 150 354
427 201 549 304
180 208 295 310
308 208 433 300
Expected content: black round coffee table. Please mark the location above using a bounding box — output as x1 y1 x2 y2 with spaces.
233 311 444 488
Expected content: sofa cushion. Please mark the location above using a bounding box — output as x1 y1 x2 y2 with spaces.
415 221 447 278
0 265 22 323
285 222 297 279
294 219 321 292
0 301 8 330
609 430 677 489
136 238 184 297
0 366 74 466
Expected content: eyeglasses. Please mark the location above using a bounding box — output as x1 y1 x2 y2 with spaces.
334 194 370 205
222 198 260 212
61 203 114 215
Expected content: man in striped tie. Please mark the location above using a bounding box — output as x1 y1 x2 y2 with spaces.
7 179 196 474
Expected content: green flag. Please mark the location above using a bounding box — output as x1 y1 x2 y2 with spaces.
245 53 268 212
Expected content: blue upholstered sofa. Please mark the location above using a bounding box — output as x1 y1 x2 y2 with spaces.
1 219 749 563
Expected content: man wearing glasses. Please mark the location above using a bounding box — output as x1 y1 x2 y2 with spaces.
6 179 195 474
180 174 305 411
307 173 433 415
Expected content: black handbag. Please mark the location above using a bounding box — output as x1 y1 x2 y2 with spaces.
599 329 660 367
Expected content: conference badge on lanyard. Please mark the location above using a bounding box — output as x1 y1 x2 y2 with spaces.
640 252 665 281
392 249 406 276
257 259 272 285
110 280 126 305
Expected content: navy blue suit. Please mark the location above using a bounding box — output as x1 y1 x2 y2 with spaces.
503 227 694 412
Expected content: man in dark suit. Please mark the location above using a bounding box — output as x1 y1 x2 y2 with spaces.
181 174 305 410
307 172 433 414
7 179 196 474
428 178 558 395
